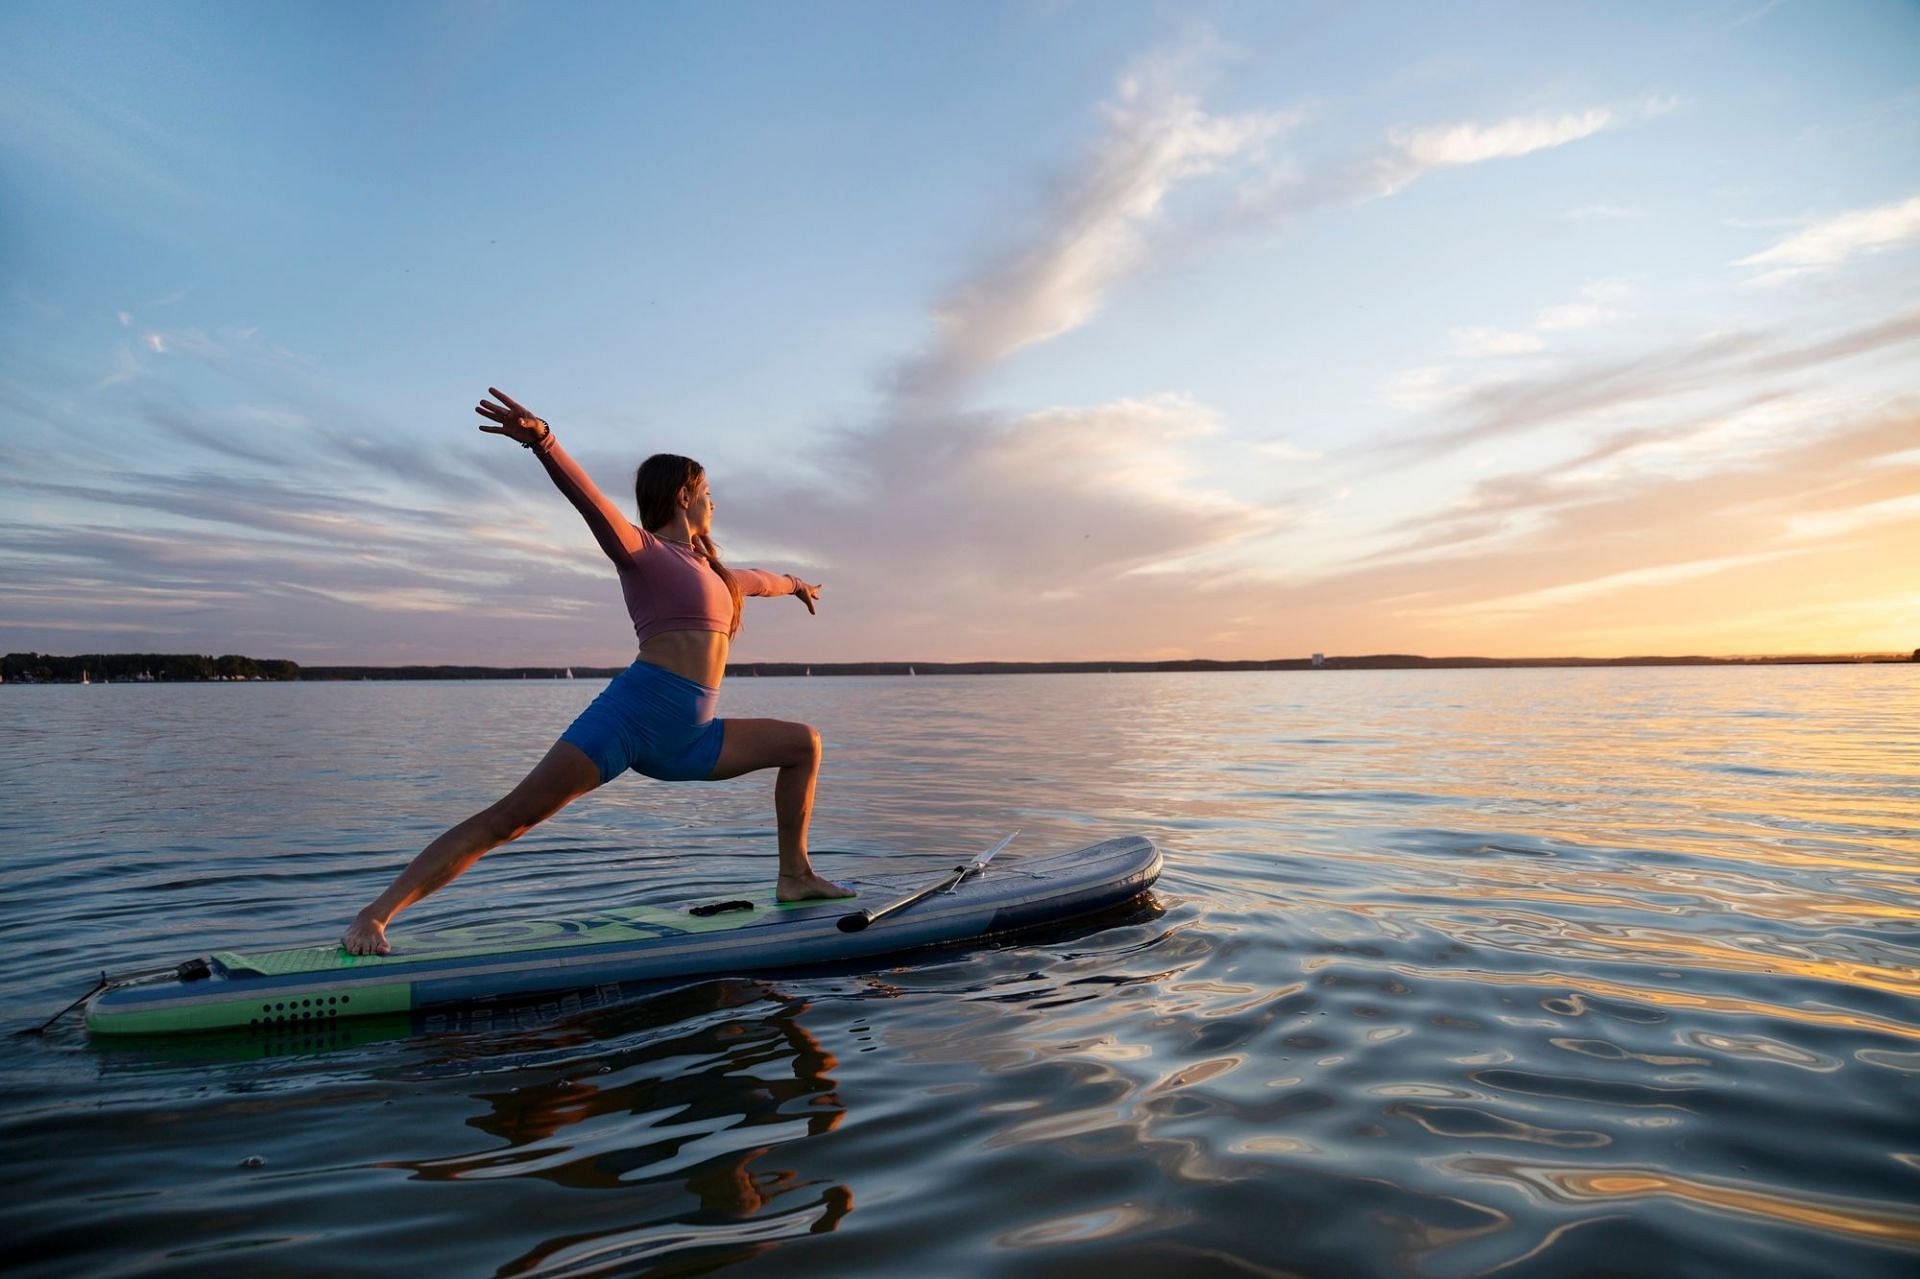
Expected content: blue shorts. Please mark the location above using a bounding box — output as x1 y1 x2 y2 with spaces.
560 661 726 784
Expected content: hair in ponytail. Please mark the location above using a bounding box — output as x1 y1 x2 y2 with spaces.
635 454 743 636
692 531 743 638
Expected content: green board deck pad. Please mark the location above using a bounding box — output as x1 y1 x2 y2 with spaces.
83 835 1162 1037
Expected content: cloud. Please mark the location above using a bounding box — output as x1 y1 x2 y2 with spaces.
1451 328 1548 357
1385 364 1470 412
1441 282 1632 364
1280 406 1920 653
1734 192 1920 287
94 346 143 390
1383 308 1920 461
1437 550 1808 619
1353 389 1891 578
4 39 1786 664
1225 100 1636 228
1252 439 1323 462
665 65 1675 644
684 45 1332 659
733 394 1273 593
711 64 1652 659
1385 284 1638 424
127 326 503 502
892 66 1293 406
0 493 629 663
1867 446 1920 471
1535 300 1624 332
1746 307 1920 375
5 468 456 548
1362 102 1678 206
0 318 639 662
1388 109 1616 168
280 583 480 614
1783 491 1920 542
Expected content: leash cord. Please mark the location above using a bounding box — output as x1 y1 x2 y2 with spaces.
18 958 212 1037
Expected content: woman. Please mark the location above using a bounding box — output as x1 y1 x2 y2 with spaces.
341 388 849 956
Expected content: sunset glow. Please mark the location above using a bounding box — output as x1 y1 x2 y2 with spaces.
3 3 1915 664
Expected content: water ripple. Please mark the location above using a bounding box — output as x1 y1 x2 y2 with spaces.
3 668 1917 1276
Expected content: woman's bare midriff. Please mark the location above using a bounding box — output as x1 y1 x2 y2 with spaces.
638 629 731 688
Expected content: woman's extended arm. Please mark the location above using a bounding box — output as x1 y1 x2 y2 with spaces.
477 388 644 563
732 569 823 614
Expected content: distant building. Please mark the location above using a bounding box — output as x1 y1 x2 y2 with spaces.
1312 653 1325 668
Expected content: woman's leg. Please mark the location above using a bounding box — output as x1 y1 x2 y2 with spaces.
707 718 850 901
341 740 604 955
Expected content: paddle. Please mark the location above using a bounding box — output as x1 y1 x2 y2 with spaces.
837 831 1020 933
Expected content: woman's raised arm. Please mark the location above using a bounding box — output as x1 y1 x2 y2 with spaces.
478 387 645 563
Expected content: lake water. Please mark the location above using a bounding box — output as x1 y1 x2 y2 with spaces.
2 667 1917 1277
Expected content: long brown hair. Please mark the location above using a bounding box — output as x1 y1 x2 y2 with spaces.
635 453 743 637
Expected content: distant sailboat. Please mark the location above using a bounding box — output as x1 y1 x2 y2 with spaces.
908 665 916 676
81 670 90 685
564 667 573 679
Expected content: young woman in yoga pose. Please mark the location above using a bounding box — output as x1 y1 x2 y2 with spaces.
341 388 847 956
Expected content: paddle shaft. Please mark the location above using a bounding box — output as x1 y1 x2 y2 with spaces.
837 832 1018 933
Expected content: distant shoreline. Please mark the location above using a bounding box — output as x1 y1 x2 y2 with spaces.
297 653 1915 680
5 649 1912 684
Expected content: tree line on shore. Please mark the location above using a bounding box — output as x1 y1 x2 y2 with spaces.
1 652 300 683
3 649 1912 685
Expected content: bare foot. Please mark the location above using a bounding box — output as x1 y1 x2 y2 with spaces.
777 871 853 902
340 912 391 956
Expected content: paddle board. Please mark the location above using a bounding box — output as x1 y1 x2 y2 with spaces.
84 834 1161 1036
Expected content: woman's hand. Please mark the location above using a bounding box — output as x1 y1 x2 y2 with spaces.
341 910 391 957
476 387 550 447
794 579 823 615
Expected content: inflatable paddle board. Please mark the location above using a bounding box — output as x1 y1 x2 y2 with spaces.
84 834 1160 1036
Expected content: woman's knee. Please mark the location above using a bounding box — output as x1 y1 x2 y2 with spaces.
794 722 822 766
480 743 600 841
483 784 572 843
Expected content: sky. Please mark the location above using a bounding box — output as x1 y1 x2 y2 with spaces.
2 0 1917 665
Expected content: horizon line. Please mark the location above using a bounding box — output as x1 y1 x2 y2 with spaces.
8 648 1914 672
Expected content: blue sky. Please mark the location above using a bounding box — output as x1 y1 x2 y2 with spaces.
4 0 1917 664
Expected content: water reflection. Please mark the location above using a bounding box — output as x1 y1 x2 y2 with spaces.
397 989 847 1188
1456 1156 1920 1248
407 982 858 1273
5 668 1918 1276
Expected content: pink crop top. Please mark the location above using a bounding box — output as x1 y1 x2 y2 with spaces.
533 434 798 645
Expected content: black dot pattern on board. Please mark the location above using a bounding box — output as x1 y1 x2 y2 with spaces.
246 993 352 1032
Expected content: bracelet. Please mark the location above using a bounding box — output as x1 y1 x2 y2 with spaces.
524 420 554 454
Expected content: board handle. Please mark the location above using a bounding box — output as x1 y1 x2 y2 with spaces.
837 908 877 934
